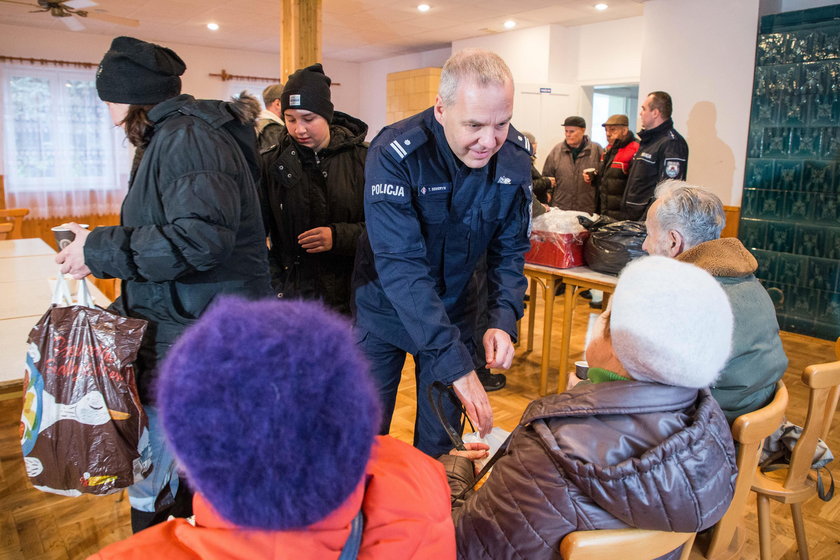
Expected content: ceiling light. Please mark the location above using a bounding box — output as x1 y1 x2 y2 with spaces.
417 3 430 12
595 3 608 10
503 20 516 29
207 22 219 31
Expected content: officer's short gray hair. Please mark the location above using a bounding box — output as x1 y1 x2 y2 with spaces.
653 180 726 248
438 49 513 106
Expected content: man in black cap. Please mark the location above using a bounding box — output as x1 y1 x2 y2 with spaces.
259 63 368 315
542 116 603 213
256 83 285 151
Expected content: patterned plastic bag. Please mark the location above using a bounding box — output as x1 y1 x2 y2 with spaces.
20 276 151 496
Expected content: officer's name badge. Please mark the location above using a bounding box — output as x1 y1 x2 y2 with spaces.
419 184 451 196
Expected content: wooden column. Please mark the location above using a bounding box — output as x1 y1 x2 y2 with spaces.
281 0 322 81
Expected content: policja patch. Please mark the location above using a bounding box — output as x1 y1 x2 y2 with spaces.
665 158 682 178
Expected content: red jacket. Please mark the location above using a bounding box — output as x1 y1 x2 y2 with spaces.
89 436 455 559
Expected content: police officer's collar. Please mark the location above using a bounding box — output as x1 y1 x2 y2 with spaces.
639 118 674 139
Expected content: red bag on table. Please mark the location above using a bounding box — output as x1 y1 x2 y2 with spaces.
20 276 151 496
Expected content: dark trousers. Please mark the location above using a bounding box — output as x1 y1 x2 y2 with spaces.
355 327 462 457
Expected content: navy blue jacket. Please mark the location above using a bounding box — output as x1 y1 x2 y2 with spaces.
353 108 532 384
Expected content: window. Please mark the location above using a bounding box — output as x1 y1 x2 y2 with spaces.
590 85 639 147
0 63 132 218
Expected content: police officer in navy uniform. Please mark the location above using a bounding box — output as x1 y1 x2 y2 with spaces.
352 49 532 457
621 91 689 220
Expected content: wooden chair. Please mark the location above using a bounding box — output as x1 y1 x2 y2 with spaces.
561 528 696 560
751 359 840 560
823 338 840 442
0 207 29 240
692 380 788 560
0 222 12 239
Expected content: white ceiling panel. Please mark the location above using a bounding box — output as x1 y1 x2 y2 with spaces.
0 0 645 62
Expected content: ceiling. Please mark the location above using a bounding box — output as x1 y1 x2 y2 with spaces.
0 0 646 62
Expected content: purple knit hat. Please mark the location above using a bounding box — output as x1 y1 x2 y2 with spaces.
156 297 381 530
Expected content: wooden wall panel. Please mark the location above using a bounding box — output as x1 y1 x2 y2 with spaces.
386 67 441 125
722 205 740 238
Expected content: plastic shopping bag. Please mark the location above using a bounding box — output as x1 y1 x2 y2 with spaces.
20 274 152 496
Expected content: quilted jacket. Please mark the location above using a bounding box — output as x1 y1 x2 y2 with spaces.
452 380 737 559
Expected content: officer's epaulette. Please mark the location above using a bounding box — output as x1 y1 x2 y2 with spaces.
382 126 429 163
506 126 532 155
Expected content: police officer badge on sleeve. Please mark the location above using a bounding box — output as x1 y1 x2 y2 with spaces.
665 159 681 178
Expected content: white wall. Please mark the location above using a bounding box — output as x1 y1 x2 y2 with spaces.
639 0 760 205
576 17 644 86
0 24 361 115
357 47 451 141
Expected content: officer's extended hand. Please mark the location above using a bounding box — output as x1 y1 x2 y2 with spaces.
483 328 515 370
298 227 333 253
452 371 493 438
55 223 92 279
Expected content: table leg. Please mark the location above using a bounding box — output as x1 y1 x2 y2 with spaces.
538 278 556 396
557 283 576 394
527 278 537 352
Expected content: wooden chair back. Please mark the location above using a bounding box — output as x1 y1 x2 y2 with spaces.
702 380 788 559
0 207 29 240
561 529 696 560
822 338 840 441
785 359 840 489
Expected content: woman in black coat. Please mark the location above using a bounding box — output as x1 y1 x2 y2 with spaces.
56 36 271 532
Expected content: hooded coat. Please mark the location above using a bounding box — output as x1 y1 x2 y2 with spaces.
84 94 272 403
676 238 788 423
451 380 737 559
260 111 368 315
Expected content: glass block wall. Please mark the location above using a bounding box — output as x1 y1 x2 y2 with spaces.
740 5 840 341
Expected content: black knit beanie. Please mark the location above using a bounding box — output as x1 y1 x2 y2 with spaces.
96 36 186 104
281 63 334 123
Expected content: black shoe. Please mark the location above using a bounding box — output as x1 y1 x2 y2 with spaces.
477 369 506 392
589 300 603 310
580 290 592 300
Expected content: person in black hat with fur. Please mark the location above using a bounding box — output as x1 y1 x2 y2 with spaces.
56 36 272 533
259 63 368 315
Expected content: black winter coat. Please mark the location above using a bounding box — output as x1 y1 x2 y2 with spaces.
85 94 272 402
594 131 639 219
260 111 368 315
452 381 737 559
622 119 688 220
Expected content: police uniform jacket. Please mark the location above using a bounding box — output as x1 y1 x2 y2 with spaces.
353 107 532 385
621 118 688 220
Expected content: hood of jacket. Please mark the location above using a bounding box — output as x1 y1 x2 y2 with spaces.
522 381 736 532
676 237 757 278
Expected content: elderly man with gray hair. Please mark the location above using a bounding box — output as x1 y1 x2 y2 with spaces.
643 179 787 423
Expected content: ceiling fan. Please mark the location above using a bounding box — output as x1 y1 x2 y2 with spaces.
0 0 139 31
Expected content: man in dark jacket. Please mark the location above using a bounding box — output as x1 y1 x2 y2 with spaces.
542 116 603 213
621 91 689 220
585 114 639 219
260 64 367 316
643 180 787 423
353 49 532 457
57 36 272 533
444 256 737 559
256 83 285 152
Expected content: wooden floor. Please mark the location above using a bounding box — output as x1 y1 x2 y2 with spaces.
0 294 838 559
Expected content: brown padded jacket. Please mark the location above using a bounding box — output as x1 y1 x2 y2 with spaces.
452 380 737 559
